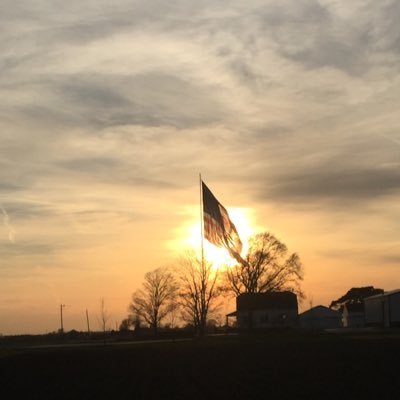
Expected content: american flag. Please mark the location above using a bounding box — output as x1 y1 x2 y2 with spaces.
202 181 242 261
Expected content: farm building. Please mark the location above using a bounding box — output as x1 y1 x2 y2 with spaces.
342 303 365 328
364 289 400 328
299 305 342 330
230 291 298 329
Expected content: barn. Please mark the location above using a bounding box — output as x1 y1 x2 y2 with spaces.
364 289 400 328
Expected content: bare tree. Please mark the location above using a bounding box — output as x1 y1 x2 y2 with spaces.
226 232 304 297
129 267 177 335
119 318 132 331
177 251 222 336
98 297 110 334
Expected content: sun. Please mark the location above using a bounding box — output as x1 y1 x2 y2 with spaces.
172 207 256 269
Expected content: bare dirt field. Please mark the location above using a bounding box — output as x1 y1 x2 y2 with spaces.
1 331 399 399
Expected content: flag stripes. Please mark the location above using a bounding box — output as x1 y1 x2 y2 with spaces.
202 181 242 259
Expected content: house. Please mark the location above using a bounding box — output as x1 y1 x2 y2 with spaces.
342 303 365 328
232 291 298 329
364 289 400 328
299 305 342 330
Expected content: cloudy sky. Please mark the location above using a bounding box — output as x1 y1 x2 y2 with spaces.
1 0 400 334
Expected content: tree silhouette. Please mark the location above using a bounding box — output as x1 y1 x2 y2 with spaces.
225 232 304 297
119 318 132 331
177 250 222 336
330 286 384 311
129 267 177 335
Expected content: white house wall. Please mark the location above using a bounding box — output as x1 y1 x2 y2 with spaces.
237 309 297 329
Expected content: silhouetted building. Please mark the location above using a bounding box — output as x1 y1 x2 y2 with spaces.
364 289 400 328
342 303 365 328
232 292 298 329
299 305 342 330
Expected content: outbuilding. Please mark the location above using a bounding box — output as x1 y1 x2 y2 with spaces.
299 305 342 330
364 289 400 328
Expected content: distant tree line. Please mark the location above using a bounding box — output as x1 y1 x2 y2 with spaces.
124 231 304 336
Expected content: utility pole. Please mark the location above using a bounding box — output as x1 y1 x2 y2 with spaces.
86 309 90 333
60 304 65 333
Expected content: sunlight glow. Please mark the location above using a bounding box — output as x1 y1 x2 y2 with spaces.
171 207 257 269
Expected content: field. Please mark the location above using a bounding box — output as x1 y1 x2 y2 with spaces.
1 331 400 399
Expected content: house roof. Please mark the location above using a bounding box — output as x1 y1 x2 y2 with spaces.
226 311 237 317
365 289 400 300
236 291 298 311
299 305 340 319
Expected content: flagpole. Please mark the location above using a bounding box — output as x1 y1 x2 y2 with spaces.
199 173 205 269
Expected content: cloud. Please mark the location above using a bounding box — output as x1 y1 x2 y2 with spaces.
56 154 180 189
317 246 400 267
0 241 54 258
0 202 56 221
0 3 399 225
0 205 16 243
248 0 400 77
246 128 400 209
0 182 24 192
2 0 400 204
2 68 234 129
57 156 122 173
265 165 400 204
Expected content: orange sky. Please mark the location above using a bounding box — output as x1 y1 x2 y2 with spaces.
1 0 400 334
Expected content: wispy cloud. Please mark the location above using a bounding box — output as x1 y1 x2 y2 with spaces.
0 205 16 243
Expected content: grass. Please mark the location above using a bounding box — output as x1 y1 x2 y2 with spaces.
1 331 400 399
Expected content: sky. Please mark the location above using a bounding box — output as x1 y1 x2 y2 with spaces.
1 0 400 335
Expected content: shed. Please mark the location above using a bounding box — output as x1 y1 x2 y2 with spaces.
299 305 342 330
364 289 400 328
